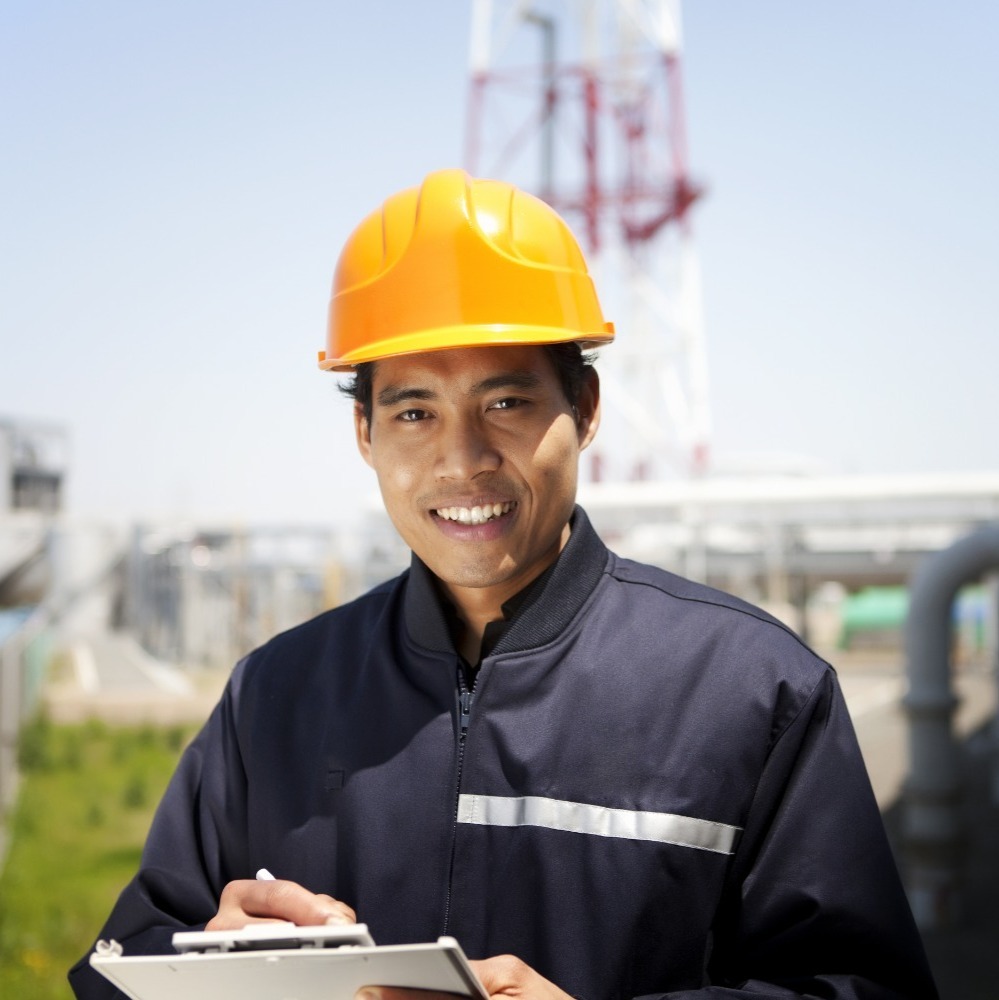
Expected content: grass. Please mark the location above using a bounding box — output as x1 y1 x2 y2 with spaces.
0 716 194 999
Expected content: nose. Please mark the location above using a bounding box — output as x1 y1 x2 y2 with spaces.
435 416 501 481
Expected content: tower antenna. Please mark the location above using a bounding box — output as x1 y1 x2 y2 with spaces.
467 0 710 479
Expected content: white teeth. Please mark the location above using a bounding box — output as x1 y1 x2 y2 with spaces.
436 501 514 524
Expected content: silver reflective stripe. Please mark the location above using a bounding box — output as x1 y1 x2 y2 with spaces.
457 794 741 855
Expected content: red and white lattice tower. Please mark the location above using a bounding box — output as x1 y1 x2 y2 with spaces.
466 0 710 480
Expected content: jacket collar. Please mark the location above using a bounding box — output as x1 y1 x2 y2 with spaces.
403 505 609 657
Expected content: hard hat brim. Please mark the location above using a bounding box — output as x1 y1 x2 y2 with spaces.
318 322 615 372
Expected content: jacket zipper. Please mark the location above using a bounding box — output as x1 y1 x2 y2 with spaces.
442 667 474 934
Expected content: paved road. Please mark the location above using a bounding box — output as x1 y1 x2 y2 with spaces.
44 632 226 725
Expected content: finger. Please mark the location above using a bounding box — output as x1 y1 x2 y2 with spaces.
208 878 356 930
313 892 358 925
252 878 356 926
207 879 265 930
471 954 565 999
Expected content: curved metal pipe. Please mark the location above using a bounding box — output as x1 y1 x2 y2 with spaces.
903 524 999 928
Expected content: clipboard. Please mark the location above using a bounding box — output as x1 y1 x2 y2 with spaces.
89 924 488 1000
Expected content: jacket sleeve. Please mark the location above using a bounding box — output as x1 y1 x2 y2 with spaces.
661 670 938 999
67 665 251 1000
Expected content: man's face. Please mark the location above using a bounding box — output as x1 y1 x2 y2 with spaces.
355 345 600 609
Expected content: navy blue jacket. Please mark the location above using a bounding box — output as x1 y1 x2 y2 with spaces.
70 508 936 998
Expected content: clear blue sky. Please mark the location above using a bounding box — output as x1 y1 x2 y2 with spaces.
2 2 996 526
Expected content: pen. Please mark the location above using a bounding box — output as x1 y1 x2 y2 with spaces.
256 868 276 881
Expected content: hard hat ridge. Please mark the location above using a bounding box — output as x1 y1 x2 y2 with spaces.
318 168 614 371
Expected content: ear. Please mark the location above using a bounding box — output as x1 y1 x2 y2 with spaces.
575 369 601 452
354 403 374 468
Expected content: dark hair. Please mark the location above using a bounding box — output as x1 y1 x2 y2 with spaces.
339 342 596 425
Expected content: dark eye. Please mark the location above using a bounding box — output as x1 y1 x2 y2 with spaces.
488 397 525 411
398 409 429 422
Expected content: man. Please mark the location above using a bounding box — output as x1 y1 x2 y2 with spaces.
70 169 937 999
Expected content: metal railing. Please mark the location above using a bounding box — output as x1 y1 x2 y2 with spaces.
0 606 53 861
0 536 125 867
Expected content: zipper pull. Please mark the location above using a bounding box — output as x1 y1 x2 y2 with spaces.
459 689 473 733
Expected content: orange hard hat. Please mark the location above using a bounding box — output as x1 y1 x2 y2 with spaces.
318 169 614 371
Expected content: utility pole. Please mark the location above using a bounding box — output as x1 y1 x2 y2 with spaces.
466 0 710 480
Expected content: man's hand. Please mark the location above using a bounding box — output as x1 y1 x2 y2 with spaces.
205 877 357 929
356 954 573 1000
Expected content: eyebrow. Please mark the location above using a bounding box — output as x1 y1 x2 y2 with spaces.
375 370 544 408
376 385 434 408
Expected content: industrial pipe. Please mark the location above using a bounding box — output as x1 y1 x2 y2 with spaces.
903 523 999 928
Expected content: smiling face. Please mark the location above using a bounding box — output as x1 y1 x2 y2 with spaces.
355 345 600 617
